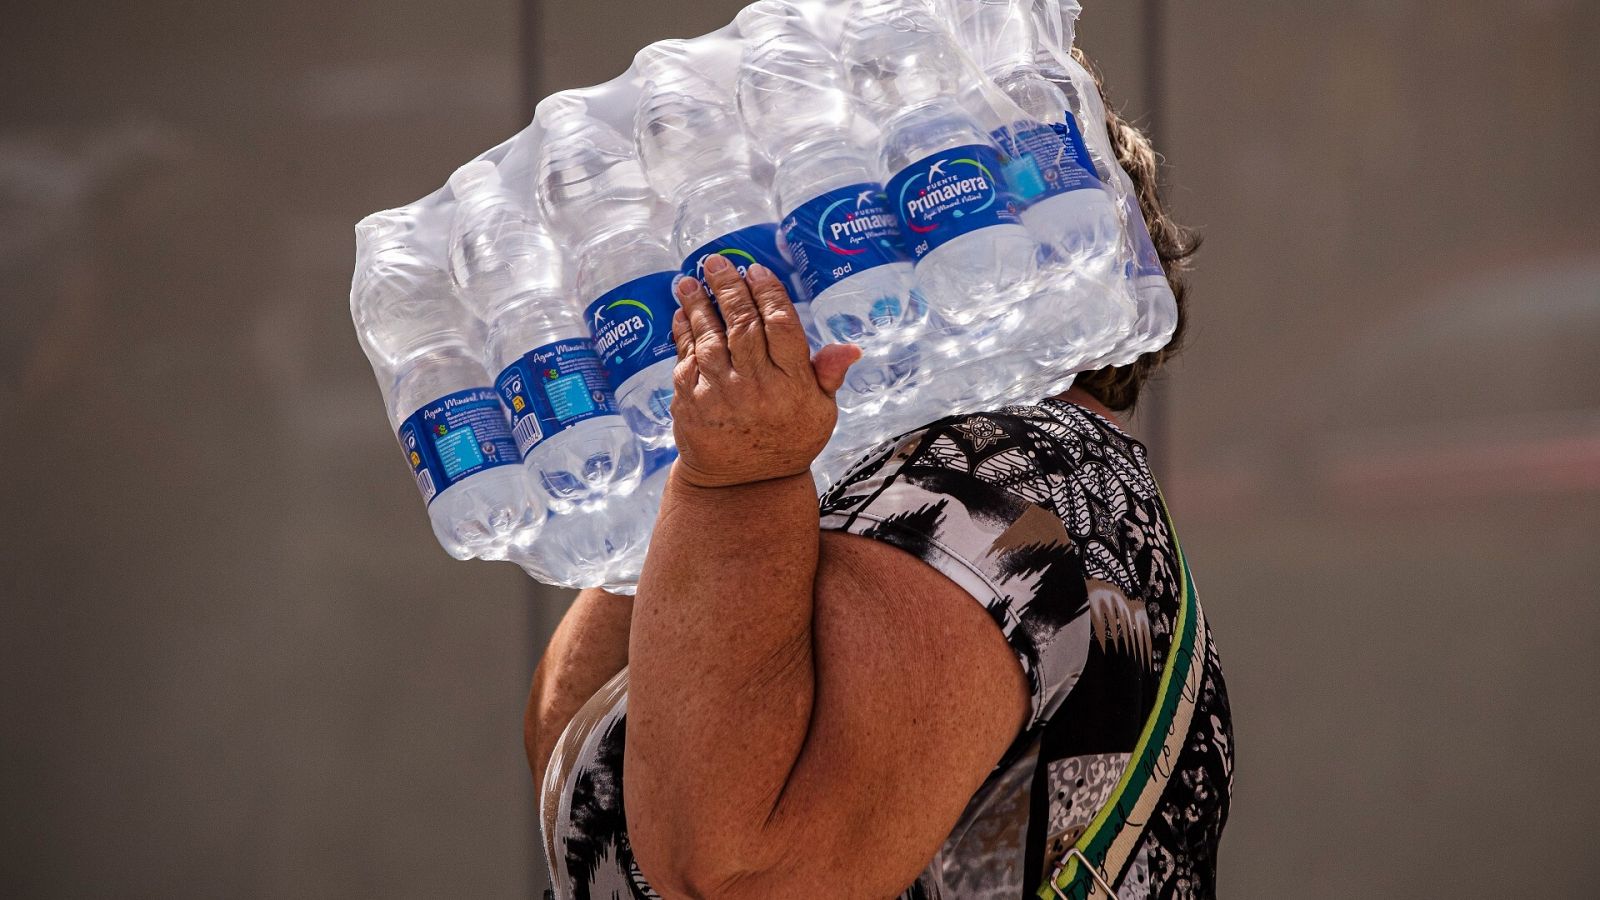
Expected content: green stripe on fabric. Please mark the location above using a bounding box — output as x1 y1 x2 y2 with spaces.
1039 503 1201 900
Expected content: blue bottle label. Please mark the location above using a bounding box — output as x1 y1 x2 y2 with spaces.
780 182 907 299
1052 111 1102 176
990 113 1102 204
887 144 1023 260
396 387 520 506
494 339 619 460
585 271 678 390
682 223 795 296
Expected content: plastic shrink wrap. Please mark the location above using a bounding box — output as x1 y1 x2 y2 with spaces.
350 0 1176 591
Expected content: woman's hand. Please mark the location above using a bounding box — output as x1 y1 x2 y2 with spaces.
668 254 860 489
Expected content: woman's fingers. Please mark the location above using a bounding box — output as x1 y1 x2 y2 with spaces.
699 254 767 370
669 303 700 397
671 306 693 361
675 274 730 375
677 262 851 408
745 263 811 372
810 343 863 398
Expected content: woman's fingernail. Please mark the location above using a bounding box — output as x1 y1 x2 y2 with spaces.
747 263 770 281
703 254 731 274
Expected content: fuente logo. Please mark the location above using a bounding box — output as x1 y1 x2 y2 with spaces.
695 247 759 280
900 158 997 232
819 189 896 255
592 298 655 367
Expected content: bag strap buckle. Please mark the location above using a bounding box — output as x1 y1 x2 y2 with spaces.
1048 848 1121 900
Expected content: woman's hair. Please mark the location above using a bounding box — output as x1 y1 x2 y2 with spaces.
1070 47 1201 413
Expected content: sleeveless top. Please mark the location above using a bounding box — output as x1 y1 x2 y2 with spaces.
541 400 1234 900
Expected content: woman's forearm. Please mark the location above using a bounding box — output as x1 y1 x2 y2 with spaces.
626 469 821 888
525 587 633 791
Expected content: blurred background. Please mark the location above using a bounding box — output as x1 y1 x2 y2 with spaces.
2 0 1596 896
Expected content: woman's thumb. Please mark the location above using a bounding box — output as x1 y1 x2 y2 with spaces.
811 343 862 397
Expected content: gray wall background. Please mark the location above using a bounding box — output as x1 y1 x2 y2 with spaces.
3 0 1597 897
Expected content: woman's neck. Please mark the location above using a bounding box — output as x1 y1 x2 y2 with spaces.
1057 385 1126 431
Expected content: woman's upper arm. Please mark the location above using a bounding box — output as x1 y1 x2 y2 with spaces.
751 531 1030 900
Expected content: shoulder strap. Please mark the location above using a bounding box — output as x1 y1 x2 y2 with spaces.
1037 502 1209 900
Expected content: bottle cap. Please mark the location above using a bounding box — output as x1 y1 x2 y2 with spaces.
735 0 805 44
448 159 501 201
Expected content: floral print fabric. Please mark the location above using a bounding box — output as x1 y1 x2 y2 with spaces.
542 400 1232 899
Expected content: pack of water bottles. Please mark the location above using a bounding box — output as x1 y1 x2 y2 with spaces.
349 0 1177 591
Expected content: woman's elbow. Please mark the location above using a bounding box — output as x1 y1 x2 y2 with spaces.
627 813 785 900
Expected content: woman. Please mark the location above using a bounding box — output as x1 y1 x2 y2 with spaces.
528 56 1232 900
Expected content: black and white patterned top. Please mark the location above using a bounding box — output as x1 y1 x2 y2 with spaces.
541 400 1233 900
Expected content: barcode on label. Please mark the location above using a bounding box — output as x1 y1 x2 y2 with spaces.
414 468 437 503
513 416 543 456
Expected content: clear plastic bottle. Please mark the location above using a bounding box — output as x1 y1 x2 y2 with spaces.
1039 49 1179 364
634 41 821 348
735 1 918 407
839 0 1038 332
604 443 678 592
536 110 680 450
991 70 1123 275
351 207 543 560
446 161 642 518
957 0 1134 374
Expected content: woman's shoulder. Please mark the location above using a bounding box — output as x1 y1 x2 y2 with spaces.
822 399 1153 518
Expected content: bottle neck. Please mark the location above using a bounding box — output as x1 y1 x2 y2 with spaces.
674 165 755 202
481 286 568 326
575 225 677 297
883 95 968 132
388 341 482 403
576 218 661 252
989 59 1043 83
772 127 857 163
773 136 877 211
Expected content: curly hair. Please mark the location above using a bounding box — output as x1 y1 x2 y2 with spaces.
1069 47 1201 412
